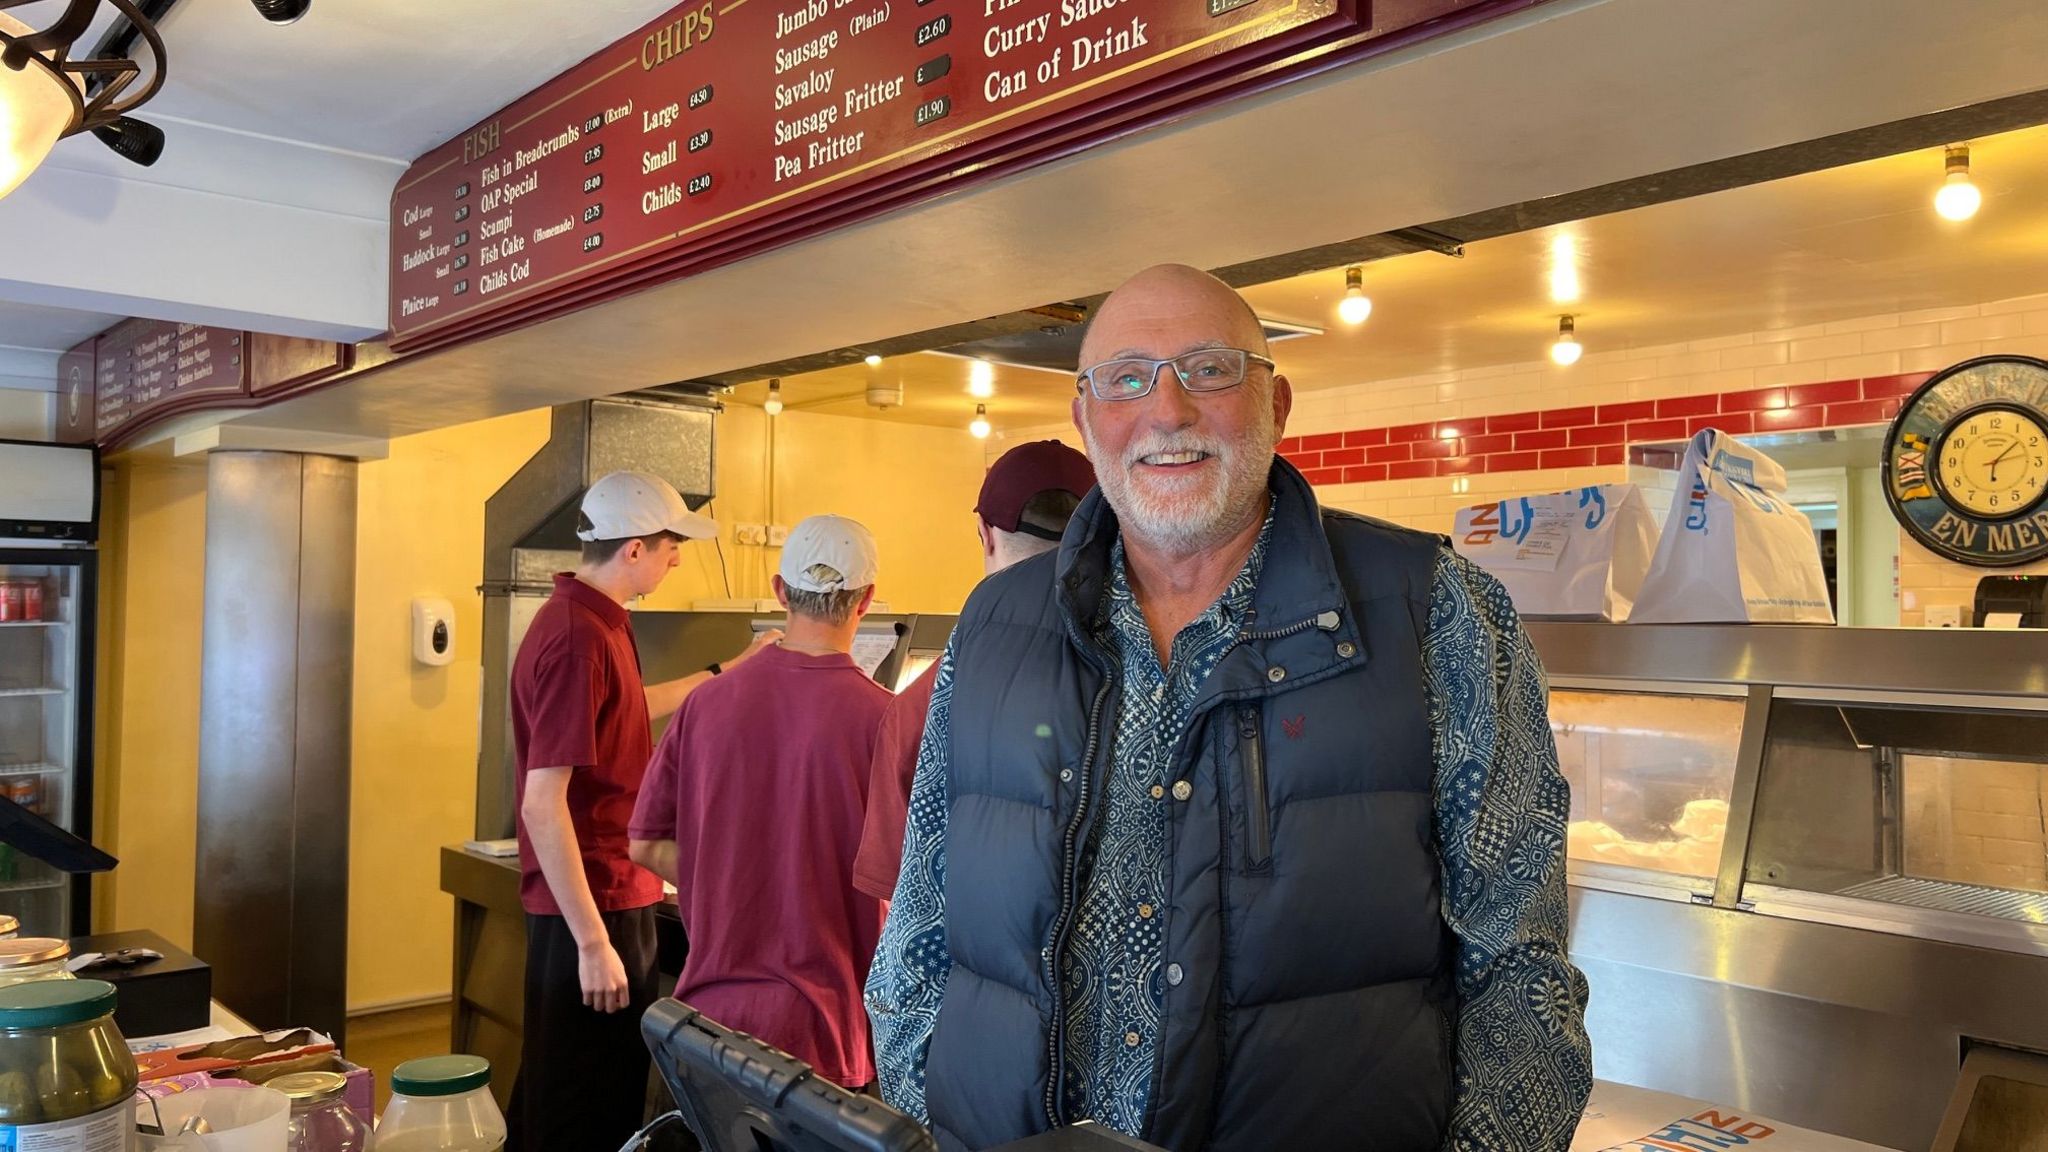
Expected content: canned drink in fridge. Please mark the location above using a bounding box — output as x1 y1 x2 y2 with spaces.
4 778 38 816
0 582 19 622
18 581 41 622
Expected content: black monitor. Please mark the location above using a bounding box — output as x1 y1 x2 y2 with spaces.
643 999 937 1152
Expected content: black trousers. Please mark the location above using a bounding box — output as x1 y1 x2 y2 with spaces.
509 907 661 1152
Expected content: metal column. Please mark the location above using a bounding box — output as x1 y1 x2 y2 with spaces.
194 451 356 1041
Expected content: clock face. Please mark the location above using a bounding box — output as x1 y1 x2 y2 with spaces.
1933 405 2048 519
1885 356 2048 568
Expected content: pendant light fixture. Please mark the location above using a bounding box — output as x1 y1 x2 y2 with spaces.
1933 144 1981 222
968 359 996 399
863 354 883 367
1337 266 1372 325
0 1 171 200
969 404 991 439
1550 315 1582 366
763 379 783 416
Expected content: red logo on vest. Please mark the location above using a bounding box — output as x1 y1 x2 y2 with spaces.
1281 715 1306 741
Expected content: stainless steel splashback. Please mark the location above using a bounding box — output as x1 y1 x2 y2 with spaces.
475 396 718 839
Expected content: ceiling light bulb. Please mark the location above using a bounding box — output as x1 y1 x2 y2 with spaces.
1934 145 1980 221
0 14 80 201
864 354 883 367
1337 265 1372 325
969 404 991 439
763 380 783 416
968 359 996 398
1550 315 1582 366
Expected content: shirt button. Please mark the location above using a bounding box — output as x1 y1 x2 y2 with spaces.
1149 784 1165 800
1336 641 1357 659
1171 780 1192 801
1138 903 1153 919
1266 666 1286 683
1166 963 1184 986
1124 1032 1141 1048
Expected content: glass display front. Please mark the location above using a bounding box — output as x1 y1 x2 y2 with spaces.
1746 699 2048 924
1552 688 1746 881
0 560 84 936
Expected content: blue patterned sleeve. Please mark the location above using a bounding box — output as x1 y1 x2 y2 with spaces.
1424 550 1593 1152
865 635 958 1122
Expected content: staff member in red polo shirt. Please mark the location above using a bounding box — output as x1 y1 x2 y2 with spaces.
629 514 891 1092
851 440 1095 902
510 471 772 1152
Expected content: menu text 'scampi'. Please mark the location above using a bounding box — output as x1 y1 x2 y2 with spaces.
388 0 1343 344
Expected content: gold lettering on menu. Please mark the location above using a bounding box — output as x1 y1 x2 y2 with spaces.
643 4 717 69
463 120 502 164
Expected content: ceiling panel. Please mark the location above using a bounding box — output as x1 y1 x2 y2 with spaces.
730 124 2048 434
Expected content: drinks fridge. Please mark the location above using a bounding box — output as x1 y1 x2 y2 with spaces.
0 439 100 937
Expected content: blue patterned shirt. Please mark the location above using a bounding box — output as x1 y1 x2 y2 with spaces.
1060 524 1269 1130
867 544 1593 1151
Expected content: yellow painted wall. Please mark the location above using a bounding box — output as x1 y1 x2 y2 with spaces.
92 401 988 1012
346 409 551 1010
93 458 209 947
646 405 990 612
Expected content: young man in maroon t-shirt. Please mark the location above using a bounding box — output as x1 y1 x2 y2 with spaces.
851 440 1095 902
509 471 773 1152
630 514 892 1091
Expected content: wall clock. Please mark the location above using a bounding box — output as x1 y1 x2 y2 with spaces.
1883 355 2048 567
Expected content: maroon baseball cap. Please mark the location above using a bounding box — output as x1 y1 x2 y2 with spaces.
975 440 1097 540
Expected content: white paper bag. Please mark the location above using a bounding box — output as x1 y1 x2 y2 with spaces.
139 1086 290 1151
1454 484 1657 620
1631 429 1835 624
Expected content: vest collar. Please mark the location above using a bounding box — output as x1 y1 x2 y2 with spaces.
1055 457 1361 690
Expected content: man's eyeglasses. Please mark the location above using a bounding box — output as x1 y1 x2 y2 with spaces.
1076 348 1276 402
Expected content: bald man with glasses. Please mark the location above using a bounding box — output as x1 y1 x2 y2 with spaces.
866 264 1591 1152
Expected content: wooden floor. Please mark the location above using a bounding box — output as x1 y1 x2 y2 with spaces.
346 1001 453 1115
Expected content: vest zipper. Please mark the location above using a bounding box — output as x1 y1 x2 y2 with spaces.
1043 665 1117 1128
1235 607 1340 646
1236 705 1271 869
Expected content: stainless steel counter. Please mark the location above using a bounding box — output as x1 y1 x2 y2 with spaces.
1531 622 2048 1149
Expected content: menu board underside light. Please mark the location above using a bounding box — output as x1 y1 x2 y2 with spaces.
387 0 1363 349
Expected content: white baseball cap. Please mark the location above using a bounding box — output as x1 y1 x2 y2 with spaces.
576 471 718 542
779 515 879 592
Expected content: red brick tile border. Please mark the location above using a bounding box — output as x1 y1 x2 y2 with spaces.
1278 373 1924 483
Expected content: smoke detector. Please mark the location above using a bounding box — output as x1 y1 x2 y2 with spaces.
866 382 903 409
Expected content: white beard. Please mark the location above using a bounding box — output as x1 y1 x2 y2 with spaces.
1079 399 1276 556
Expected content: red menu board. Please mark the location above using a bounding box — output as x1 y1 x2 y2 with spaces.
93 320 249 440
389 0 1354 346
55 339 96 444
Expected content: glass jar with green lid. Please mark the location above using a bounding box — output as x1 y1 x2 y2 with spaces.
273 1069 373 1152
0 939 74 989
378 1055 505 1151
0 979 136 1149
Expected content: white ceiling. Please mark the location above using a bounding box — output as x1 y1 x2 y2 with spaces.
143 0 685 159
0 0 687 362
0 301 120 354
